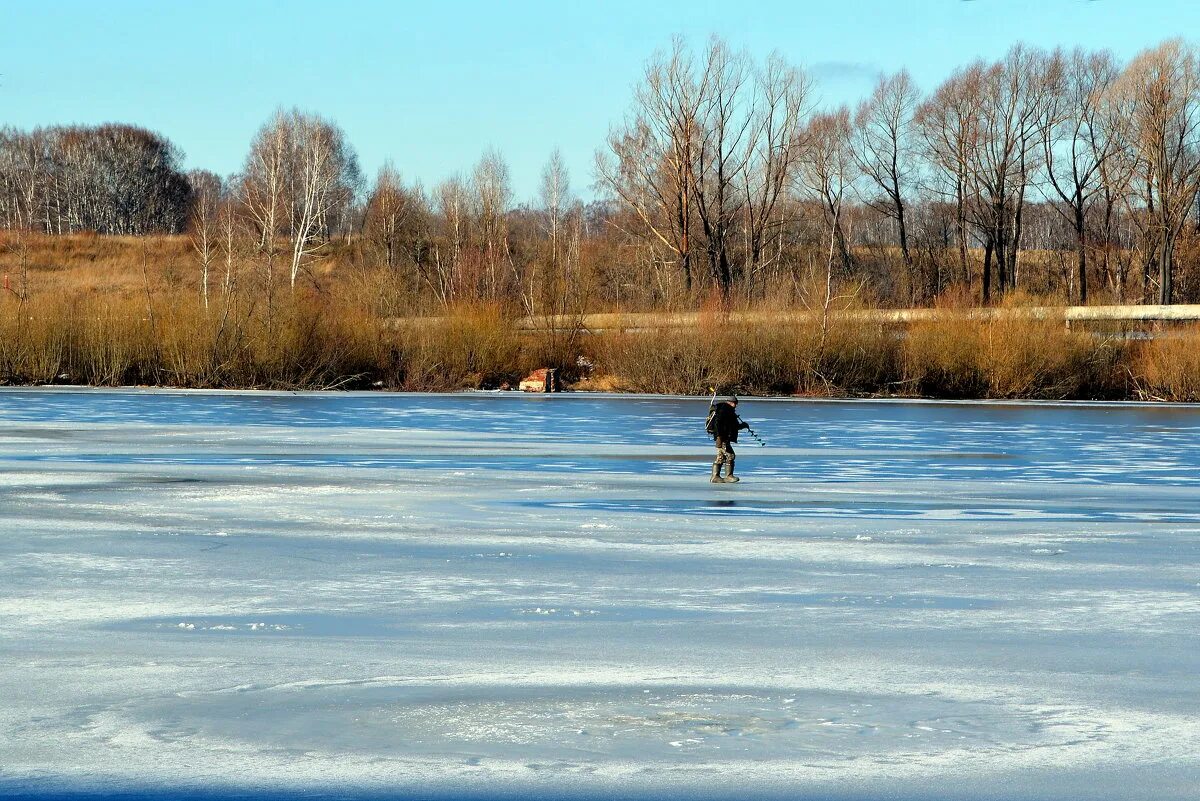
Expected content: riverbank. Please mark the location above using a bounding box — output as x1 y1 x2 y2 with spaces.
2 291 1199 400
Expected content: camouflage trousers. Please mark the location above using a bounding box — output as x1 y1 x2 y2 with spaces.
713 438 736 467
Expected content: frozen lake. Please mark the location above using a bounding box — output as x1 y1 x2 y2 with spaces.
0 388 1197 800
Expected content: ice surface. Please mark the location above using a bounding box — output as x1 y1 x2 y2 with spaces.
0 388 1198 800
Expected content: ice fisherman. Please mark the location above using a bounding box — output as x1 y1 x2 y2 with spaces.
707 396 750 483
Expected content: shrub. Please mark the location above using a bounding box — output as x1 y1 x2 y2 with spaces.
1133 325 1200 401
904 296 1127 399
392 303 524 390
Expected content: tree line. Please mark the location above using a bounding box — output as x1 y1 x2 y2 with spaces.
4 37 1200 309
0 123 191 236
601 37 1200 306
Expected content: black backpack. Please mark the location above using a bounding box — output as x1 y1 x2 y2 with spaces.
704 406 719 437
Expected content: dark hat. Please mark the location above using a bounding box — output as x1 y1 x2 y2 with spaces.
725 396 739 404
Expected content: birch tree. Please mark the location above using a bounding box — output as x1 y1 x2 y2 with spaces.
285 111 360 288
241 111 289 288
472 149 512 300
218 182 242 296
0 124 189 235
187 170 222 309
540 148 571 274
538 148 585 316
241 109 360 290
430 175 469 305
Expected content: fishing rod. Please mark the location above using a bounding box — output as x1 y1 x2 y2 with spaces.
742 422 766 447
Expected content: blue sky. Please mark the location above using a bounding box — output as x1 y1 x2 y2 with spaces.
2 1 1196 200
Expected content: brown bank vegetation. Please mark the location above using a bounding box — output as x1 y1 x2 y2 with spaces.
0 246 1196 400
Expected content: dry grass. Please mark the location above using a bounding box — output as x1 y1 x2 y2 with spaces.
904 294 1128 399
0 232 193 296
0 233 1184 399
584 309 900 397
1132 325 1200 401
0 289 1166 399
0 291 386 390
391 303 526 390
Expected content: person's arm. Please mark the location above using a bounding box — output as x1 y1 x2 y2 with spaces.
737 417 749 430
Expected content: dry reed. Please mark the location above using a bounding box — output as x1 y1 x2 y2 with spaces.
0 235 1189 400
1132 325 1200 401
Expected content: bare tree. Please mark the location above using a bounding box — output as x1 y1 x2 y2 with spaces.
599 37 811 301
963 46 1053 301
740 53 810 284
218 182 242 296
240 109 360 291
798 108 857 276
597 36 704 294
0 127 48 231
1040 48 1121 304
691 37 753 297
285 111 360 288
472 148 512 300
854 70 922 300
536 149 586 329
916 66 981 289
0 124 190 236
1108 39 1200 304
540 148 571 274
241 110 289 289
364 162 414 272
187 170 222 310
430 175 468 305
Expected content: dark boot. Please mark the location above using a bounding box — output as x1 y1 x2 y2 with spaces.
723 459 740 483
711 462 723 483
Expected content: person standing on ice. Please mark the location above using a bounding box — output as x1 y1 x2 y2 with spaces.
706 396 750 483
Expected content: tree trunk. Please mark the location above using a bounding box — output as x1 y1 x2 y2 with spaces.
1160 231 1174 305
678 177 691 295
1009 190 1025 290
956 179 969 286
993 216 1007 295
1075 204 1088 305
982 237 994 304
1143 244 1155 304
896 199 916 303
719 247 732 299
834 219 853 275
